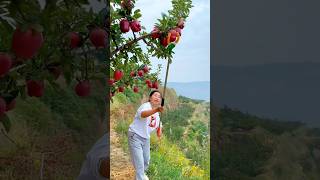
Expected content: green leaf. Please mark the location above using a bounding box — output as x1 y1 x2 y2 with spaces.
0 114 11 133
19 86 26 100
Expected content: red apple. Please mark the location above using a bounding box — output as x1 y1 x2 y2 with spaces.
5 99 16 112
130 71 136 77
108 79 115 86
130 20 141 32
143 65 149 73
0 97 6 115
133 86 139 93
121 0 133 11
151 27 160 39
75 80 91 97
89 28 107 48
169 29 178 42
12 27 44 59
68 32 81 49
160 37 168 47
175 27 182 35
0 53 12 77
177 18 185 29
147 83 153 88
114 70 123 81
118 86 125 93
152 81 159 89
27 80 45 97
120 19 130 33
138 70 144 77
145 79 151 85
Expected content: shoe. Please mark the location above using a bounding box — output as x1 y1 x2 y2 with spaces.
144 173 149 180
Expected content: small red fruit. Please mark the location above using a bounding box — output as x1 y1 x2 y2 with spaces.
175 27 182 35
160 37 168 47
133 86 139 93
0 97 6 115
89 28 107 48
143 65 149 73
147 83 153 88
0 53 12 77
120 19 130 33
114 70 123 81
27 80 45 97
75 80 91 97
169 29 178 42
145 79 151 85
177 18 185 29
151 27 160 39
152 81 159 89
108 79 115 86
130 71 136 77
6 99 16 112
118 86 125 93
12 27 44 59
121 0 133 11
138 70 144 77
130 20 141 32
68 32 81 49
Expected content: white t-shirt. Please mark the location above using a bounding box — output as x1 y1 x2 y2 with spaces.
129 102 161 139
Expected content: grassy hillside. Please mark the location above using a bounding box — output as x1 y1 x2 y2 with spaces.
213 106 320 180
111 87 210 179
0 80 107 179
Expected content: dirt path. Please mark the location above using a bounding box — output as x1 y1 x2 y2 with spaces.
110 106 135 180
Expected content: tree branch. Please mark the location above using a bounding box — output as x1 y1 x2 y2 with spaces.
111 33 152 57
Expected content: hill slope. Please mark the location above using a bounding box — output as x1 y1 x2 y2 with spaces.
213 105 320 179
110 87 210 179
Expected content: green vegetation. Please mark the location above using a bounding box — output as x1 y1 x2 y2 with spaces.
0 81 106 179
113 88 210 180
214 106 320 180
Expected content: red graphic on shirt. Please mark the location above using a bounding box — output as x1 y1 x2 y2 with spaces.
149 115 156 127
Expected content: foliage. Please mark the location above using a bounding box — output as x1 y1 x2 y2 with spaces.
213 106 320 179
0 1 108 132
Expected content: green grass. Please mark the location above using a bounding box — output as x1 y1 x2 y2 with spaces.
0 81 106 179
115 118 131 153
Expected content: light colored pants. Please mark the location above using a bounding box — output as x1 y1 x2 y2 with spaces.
128 130 150 180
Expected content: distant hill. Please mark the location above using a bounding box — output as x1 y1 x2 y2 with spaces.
213 106 320 179
213 62 320 127
167 81 210 101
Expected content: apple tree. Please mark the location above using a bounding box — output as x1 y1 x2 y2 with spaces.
0 0 109 133
109 0 192 99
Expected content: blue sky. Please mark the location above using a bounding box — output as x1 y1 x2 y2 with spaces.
135 0 210 83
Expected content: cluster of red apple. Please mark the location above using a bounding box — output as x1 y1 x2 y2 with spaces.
0 25 107 115
151 18 185 48
120 19 141 33
108 65 159 99
119 0 141 34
